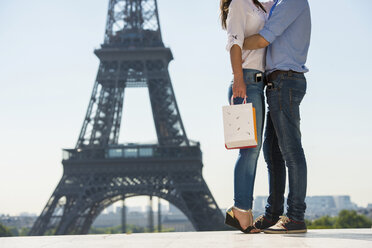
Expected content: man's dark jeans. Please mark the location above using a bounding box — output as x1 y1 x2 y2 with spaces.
263 72 307 222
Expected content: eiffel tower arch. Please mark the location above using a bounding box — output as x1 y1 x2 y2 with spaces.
29 0 227 235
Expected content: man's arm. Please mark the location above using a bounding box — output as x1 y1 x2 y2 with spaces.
243 0 308 50
243 34 269 50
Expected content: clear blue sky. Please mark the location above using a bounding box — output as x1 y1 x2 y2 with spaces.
0 0 371 215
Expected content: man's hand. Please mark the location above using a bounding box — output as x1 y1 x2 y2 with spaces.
243 34 270 50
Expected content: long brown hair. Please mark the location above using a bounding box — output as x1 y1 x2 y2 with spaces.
220 0 266 30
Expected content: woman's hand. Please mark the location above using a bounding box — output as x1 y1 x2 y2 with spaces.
232 74 246 99
230 45 246 99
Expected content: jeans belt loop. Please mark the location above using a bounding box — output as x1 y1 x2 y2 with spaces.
267 71 278 84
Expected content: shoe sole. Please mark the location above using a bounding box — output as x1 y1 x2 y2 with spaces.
263 229 307 234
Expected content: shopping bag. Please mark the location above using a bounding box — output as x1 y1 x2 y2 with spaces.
222 96 257 149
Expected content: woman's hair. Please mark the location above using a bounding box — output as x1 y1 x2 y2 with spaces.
220 0 266 30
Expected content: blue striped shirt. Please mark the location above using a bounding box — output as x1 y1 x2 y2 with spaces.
259 0 311 74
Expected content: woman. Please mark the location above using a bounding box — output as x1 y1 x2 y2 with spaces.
220 0 274 233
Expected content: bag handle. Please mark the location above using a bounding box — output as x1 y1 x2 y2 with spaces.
230 95 247 105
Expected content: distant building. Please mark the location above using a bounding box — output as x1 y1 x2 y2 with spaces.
92 203 193 231
333 196 358 210
128 206 143 213
253 195 359 220
252 196 267 217
162 215 194 232
0 215 37 229
19 212 37 217
161 203 193 231
106 205 115 214
1 195 364 231
169 204 182 214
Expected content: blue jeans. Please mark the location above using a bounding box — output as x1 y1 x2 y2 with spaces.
227 69 265 210
263 72 307 221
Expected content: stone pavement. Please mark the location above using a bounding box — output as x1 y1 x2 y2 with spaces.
0 229 371 248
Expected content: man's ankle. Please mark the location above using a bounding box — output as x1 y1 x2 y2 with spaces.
286 216 305 223
264 213 280 222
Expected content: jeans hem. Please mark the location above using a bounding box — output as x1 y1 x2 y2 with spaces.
234 203 253 211
286 214 305 222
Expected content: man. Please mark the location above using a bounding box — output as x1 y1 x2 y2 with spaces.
242 0 311 233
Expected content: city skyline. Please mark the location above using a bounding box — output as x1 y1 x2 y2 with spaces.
0 0 371 216
0 194 363 223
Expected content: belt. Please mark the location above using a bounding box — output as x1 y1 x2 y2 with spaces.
267 70 304 83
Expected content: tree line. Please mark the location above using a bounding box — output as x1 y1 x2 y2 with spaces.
1 210 371 237
306 210 372 229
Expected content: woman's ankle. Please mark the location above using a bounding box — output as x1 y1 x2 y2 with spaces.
232 206 252 213
232 207 253 228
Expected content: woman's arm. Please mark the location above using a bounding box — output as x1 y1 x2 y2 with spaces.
230 45 246 98
225 0 247 98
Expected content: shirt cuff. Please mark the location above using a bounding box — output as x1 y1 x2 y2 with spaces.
226 35 243 52
259 28 276 44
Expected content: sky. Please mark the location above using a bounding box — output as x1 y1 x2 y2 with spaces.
0 0 372 216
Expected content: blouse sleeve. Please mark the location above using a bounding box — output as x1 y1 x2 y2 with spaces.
225 0 247 52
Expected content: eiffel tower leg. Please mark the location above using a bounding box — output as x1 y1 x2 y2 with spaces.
60 192 124 234
158 197 161 232
29 177 72 236
148 196 154 232
55 198 82 235
171 170 227 231
30 173 103 235
147 60 189 146
76 62 126 148
122 197 126 233
29 195 59 236
74 202 99 235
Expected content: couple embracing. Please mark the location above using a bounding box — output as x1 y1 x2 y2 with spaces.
220 0 311 234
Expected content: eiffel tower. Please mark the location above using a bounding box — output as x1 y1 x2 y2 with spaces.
29 0 226 235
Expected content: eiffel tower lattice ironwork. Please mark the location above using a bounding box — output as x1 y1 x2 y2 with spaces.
29 0 226 235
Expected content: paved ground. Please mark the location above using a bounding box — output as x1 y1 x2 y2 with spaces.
1 229 371 248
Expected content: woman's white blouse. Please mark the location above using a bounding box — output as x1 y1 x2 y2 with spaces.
226 0 274 72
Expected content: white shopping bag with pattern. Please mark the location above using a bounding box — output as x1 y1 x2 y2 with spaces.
222 97 257 149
